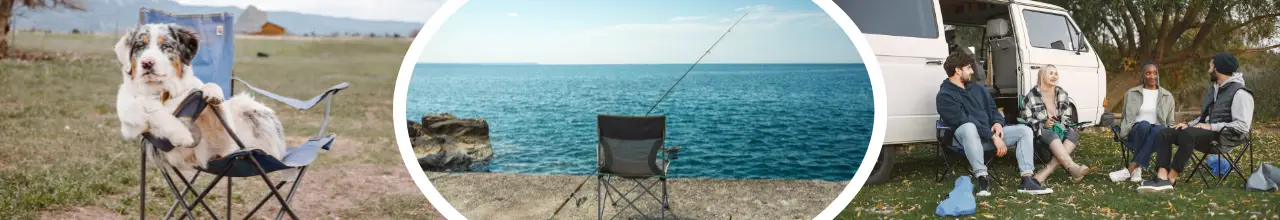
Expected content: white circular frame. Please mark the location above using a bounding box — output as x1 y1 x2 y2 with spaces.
391 0 887 219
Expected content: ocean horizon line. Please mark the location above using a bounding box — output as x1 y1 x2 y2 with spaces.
417 62 865 65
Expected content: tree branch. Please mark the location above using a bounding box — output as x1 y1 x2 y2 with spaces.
1103 19 1127 54
1217 12 1280 37
1178 0 1230 61
1154 4 1175 59
1162 43 1280 69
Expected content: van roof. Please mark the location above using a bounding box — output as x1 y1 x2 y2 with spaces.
998 0 1067 11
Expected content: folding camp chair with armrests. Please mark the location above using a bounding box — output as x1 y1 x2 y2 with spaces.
934 119 1003 184
596 114 681 220
136 8 350 220
1185 128 1255 188
1110 124 1159 173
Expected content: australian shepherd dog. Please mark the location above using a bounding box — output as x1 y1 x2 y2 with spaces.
114 24 288 171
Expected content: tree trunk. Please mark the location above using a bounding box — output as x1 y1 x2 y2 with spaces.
1 0 13 55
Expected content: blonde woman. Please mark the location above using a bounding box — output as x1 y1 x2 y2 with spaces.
1020 65 1091 183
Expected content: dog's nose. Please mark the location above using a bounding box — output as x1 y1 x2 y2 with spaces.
140 58 156 70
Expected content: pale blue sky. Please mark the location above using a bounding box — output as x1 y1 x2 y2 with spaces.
419 0 862 64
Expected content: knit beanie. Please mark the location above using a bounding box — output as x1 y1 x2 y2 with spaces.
1212 53 1238 75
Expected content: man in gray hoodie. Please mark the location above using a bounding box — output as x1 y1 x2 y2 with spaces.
1138 53 1254 193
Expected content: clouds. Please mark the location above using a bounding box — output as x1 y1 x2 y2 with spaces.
419 1 860 64
669 16 707 22
609 4 831 33
735 4 776 13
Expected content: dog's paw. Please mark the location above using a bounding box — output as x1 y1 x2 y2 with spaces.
200 84 224 104
169 133 197 148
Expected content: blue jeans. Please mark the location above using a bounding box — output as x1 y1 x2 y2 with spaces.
1126 121 1163 169
954 123 1036 177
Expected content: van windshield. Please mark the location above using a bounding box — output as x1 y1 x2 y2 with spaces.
837 0 938 39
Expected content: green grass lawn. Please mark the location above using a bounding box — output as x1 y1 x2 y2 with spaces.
840 128 1280 219
1 32 437 219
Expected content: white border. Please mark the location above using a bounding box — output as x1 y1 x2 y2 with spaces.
811 1 887 219
393 0 470 219
392 0 887 219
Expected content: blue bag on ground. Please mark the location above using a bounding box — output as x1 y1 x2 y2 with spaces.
936 176 977 216
1207 154 1232 176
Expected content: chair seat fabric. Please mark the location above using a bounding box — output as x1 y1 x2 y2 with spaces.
199 135 334 177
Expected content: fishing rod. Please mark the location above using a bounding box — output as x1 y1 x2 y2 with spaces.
644 13 748 116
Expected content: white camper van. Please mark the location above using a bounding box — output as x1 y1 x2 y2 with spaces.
834 0 1108 184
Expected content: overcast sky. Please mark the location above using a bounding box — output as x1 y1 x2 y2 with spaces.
173 0 445 22
420 0 862 64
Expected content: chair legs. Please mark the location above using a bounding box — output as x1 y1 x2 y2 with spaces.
244 167 308 220
163 169 216 220
140 141 147 220
1186 143 1254 188
146 155 305 220
248 156 301 220
935 145 1000 184
597 175 671 220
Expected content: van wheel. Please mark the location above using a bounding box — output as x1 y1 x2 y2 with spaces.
865 146 896 185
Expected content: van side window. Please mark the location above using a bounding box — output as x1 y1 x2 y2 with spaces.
1022 10 1085 52
838 0 938 39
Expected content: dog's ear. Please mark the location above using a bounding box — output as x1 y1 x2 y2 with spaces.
115 27 140 78
114 27 136 68
167 24 200 64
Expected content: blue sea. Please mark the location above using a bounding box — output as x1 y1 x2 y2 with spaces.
406 63 873 181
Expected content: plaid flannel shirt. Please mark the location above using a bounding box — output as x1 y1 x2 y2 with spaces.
1020 86 1074 134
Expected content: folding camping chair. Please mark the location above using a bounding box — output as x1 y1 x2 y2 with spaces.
595 114 681 220
934 120 1002 184
1110 124 1159 172
136 8 349 220
1016 97 1092 165
1185 128 1255 188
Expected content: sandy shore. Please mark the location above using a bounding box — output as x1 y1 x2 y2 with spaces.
426 172 849 219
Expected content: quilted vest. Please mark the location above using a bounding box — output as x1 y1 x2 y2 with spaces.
1197 81 1252 149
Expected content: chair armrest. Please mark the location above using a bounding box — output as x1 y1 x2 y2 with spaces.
935 120 955 147
664 146 681 160
233 77 349 110
1111 124 1123 142
174 89 209 118
1068 121 1092 129
234 77 349 137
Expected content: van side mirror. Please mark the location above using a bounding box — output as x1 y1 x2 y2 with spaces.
1074 32 1089 53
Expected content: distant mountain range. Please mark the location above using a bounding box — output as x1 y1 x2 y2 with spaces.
10 0 424 35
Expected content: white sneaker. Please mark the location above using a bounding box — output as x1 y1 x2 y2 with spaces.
1128 167 1144 182
1108 168 1131 182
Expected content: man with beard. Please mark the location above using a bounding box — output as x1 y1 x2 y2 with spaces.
1138 53 1255 193
936 52 1051 196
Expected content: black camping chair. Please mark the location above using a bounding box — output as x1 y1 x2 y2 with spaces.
1186 128 1255 188
934 120 1002 184
595 114 681 220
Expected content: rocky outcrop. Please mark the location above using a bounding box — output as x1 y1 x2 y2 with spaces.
409 113 493 172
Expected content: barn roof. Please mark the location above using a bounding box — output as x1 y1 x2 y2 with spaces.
235 5 268 33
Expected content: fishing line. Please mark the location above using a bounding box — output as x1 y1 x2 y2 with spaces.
644 13 748 116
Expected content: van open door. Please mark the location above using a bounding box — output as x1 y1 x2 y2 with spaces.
1010 5 1103 124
